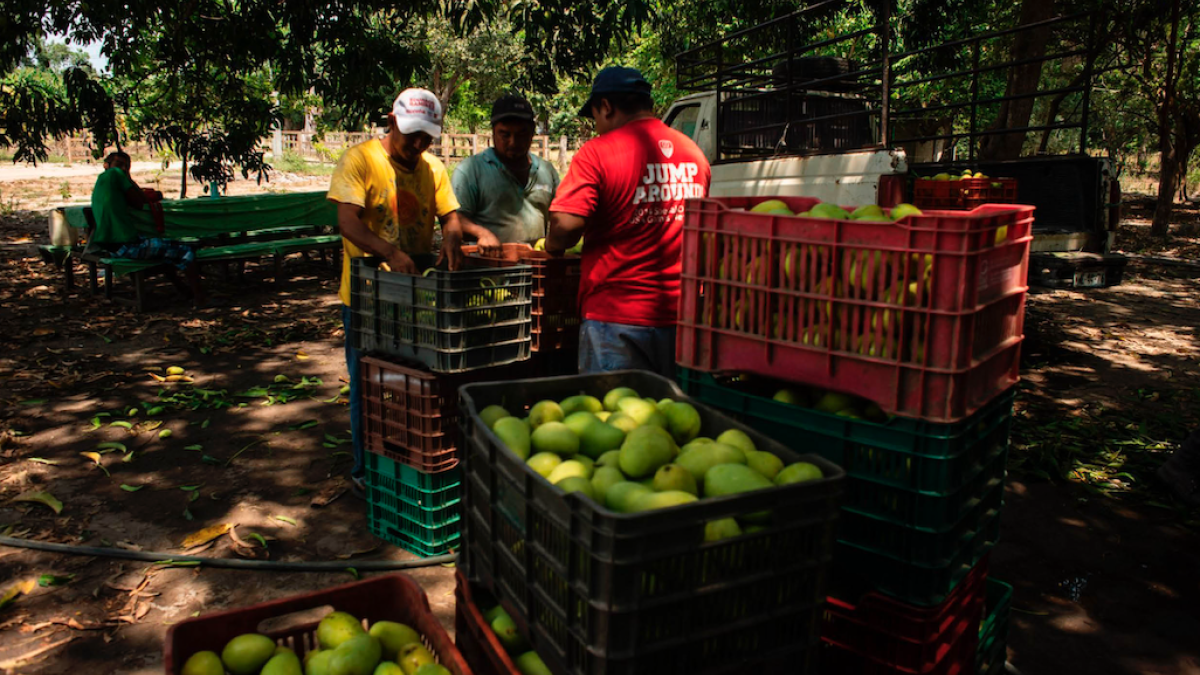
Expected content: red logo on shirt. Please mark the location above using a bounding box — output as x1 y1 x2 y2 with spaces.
658 140 674 158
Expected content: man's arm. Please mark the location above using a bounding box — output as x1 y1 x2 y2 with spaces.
458 215 501 255
547 212 586 257
337 202 416 274
438 210 467 271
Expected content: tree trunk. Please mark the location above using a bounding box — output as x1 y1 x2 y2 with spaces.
978 0 1056 161
1151 0 1182 237
180 153 188 199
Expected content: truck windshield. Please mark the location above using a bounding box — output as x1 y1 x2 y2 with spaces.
667 104 701 139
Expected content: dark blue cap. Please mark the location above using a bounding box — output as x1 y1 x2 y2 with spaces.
578 66 653 118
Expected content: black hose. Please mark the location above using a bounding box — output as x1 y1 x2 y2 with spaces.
0 535 456 571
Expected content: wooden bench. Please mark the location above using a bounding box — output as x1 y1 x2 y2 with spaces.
44 208 343 311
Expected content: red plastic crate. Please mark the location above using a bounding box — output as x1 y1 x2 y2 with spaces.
164 573 471 674
821 559 988 674
913 178 1019 210
464 244 581 352
455 571 520 675
677 196 1033 423
361 355 520 472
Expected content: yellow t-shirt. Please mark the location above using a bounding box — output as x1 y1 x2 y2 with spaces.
327 138 460 305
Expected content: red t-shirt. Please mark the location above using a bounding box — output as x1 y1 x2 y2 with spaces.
551 118 712 326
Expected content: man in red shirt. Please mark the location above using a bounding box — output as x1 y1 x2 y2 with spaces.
547 66 711 377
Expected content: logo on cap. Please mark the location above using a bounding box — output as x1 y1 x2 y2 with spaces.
658 140 675 159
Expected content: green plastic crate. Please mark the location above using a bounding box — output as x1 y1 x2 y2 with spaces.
365 452 462 557
677 367 1013 530
977 577 1012 674
368 514 460 557
365 452 462 510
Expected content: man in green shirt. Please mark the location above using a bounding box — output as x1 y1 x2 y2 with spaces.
89 151 201 298
451 94 560 244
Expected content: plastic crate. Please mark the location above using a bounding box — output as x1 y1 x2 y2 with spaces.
913 177 1019 210
361 356 524 472
833 504 1000 606
464 244 582 352
677 369 1014 522
459 370 844 675
366 452 461 526
977 578 1012 675
676 196 1033 423
365 452 463 509
1028 252 1128 289
163 574 469 674
350 255 532 373
822 559 987 675
455 571 521 675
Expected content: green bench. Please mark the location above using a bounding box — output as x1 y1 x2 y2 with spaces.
43 209 341 312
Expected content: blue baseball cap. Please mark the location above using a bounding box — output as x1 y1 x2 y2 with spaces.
578 66 653 118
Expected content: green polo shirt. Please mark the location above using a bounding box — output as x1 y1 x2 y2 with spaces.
90 166 139 246
451 148 560 244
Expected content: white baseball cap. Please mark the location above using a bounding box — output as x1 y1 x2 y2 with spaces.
392 88 443 138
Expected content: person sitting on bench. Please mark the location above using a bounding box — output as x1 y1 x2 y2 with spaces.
88 151 201 298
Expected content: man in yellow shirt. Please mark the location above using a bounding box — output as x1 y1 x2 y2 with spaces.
328 87 500 494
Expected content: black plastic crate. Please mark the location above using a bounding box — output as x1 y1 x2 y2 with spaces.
1028 252 1128 289
350 256 532 372
458 370 844 675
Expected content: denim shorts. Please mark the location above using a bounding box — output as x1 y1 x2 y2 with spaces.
578 319 676 378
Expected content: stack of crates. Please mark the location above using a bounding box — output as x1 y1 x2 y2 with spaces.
462 243 583 377
349 254 534 556
458 370 845 675
675 195 1029 674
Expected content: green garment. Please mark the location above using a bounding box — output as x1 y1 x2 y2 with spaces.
66 190 336 238
90 167 138 246
451 148 559 244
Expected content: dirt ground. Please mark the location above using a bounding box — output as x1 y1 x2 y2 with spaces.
0 179 1198 674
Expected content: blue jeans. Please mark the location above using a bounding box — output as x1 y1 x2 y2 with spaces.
342 305 364 481
578 319 677 378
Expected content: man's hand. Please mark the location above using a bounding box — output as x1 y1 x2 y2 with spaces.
439 211 467 271
385 249 417 274
474 228 502 257
548 212 587 257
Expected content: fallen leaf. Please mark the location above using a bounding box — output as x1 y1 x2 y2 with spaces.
121 451 135 463
183 444 202 451
32 328 54 336
271 515 297 526
289 420 319 431
178 485 201 491
154 560 201 568
333 544 381 560
119 484 143 493
37 574 75 587
12 491 64 514
109 421 133 430
0 578 36 610
148 372 166 382
19 399 47 406
166 366 185 376
246 532 269 549
180 523 232 549
95 442 127 452
296 351 310 360
158 429 172 439
27 458 58 465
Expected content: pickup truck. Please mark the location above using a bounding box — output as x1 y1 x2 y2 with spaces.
667 7 1122 286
